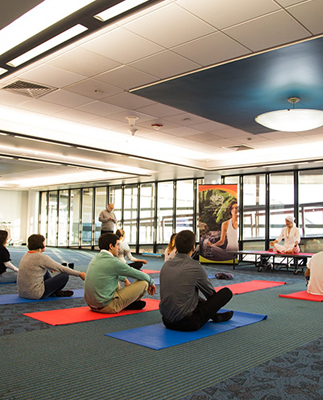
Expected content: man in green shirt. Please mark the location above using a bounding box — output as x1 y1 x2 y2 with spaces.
84 233 156 313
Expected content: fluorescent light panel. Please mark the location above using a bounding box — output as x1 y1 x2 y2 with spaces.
0 0 97 56
94 0 149 22
7 25 88 67
0 67 8 75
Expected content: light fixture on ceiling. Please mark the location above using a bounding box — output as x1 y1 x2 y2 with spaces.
151 123 163 130
0 0 96 57
94 0 149 22
255 97 323 132
126 116 138 136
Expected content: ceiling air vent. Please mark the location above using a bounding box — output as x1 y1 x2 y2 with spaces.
1 79 57 99
223 145 254 151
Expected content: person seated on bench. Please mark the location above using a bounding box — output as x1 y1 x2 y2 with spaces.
0 230 19 283
305 252 323 295
84 233 156 313
17 234 85 299
159 230 233 332
115 229 147 270
270 215 300 254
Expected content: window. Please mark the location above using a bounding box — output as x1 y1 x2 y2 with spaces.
82 188 93 246
157 181 174 243
95 187 106 244
58 190 69 246
176 180 194 233
139 183 155 244
39 192 47 237
69 189 80 246
269 172 294 239
109 187 122 230
47 191 58 246
124 186 138 244
299 169 323 237
243 175 266 239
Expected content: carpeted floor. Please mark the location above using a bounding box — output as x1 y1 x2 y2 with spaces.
1 247 322 399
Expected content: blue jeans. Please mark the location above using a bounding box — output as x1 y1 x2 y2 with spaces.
41 271 69 298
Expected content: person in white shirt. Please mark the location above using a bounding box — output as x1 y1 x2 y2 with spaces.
115 229 147 270
305 252 323 295
270 215 300 254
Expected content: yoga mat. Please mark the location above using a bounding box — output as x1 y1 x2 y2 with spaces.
106 310 267 350
141 269 160 274
279 290 323 302
215 280 286 294
23 299 160 325
0 288 84 305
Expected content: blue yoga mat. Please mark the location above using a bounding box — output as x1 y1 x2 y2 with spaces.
106 310 267 350
0 288 84 305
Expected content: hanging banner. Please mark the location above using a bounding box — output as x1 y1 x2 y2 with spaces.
198 184 238 263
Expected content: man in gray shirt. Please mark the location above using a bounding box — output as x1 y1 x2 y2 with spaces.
159 230 233 331
99 203 117 235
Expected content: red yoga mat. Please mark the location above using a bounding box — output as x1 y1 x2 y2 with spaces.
23 298 160 326
215 280 286 294
279 290 323 302
141 269 160 274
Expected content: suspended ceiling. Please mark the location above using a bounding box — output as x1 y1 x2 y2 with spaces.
0 0 323 190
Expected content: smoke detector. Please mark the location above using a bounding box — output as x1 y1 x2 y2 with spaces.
126 116 138 136
151 123 163 130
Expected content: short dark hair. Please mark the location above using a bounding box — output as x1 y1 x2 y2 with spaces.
28 234 45 250
99 233 119 251
115 229 125 239
175 230 196 254
0 230 8 246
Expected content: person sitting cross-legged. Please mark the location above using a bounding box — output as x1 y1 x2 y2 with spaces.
159 229 234 332
84 233 156 313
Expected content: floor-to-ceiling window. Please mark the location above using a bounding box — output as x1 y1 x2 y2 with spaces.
47 191 58 246
124 186 138 244
81 188 93 247
139 183 155 252
109 187 122 231
269 172 294 239
157 181 174 244
39 192 48 237
95 187 107 244
58 190 69 246
176 180 194 233
69 189 80 247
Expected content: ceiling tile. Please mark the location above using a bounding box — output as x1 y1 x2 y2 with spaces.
162 112 209 126
186 133 222 143
54 109 99 123
40 90 93 107
101 92 155 109
64 78 123 99
81 27 163 64
95 65 157 90
77 101 125 117
135 103 183 118
172 32 251 67
124 3 214 48
162 126 205 137
17 100 67 115
0 90 31 106
129 51 200 79
177 0 280 30
47 48 121 78
287 0 323 35
87 116 125 129
223 10 311 51
275 0 310 6
19 65 87 88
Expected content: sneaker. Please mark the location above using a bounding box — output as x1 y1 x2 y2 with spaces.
56 290 74 297
124 300 146 310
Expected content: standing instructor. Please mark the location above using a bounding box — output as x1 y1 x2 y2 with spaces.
99 203 117 235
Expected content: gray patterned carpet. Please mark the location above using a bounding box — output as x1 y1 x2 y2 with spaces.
1 247 322 399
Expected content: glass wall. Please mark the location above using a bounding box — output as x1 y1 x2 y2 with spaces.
81 188 93 246
243 175 266 240
95 187 106 244
58 190 69 246
139 183 155 245
157 181 174 244
176 180 194 233
69 189 80 247
38 169 323 252
299 169 323 239
124 186 138 244
47 191 58 246
269 172 294 239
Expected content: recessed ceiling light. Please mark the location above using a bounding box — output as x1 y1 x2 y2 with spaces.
94 0 149 22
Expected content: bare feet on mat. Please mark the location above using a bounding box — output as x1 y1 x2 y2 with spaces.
211 311 233 323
